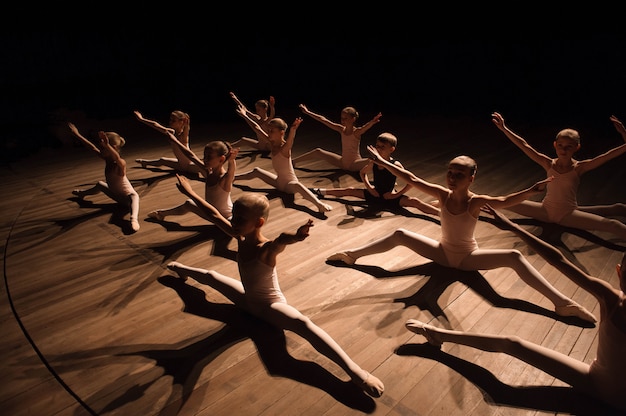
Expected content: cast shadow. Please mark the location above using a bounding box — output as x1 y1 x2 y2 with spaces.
294 166 361 186
326 197 442 223
233 184 328 220
144 220 237 262
327 261 595 328
479 215 626 274
394 343 622 415
67 196 138 235
47 275 377 415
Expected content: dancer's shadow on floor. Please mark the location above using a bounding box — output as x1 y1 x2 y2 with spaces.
327 197 442 224
327 261 595 328
66 197 138 235
394 343 622 415
294 166 361 187
233 184 328 220
479 215 626 273
130 169 202 195
47 275 377 415
144 219 237 262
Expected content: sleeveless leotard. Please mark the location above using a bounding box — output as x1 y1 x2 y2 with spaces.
364 159 401 209
440 194 479 268
271 151 299 191
237 256 287 306
340 131 361 169
588 292 626 410
542 162 579 223
205 178 233 220
105 161 136 202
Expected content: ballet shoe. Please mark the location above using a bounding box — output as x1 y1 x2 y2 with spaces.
130 219 140 233
147 210 164 221
326 252 356 265
555 303 597 323
166 261 188 282
354 372 384 398
72 189 83 198
318 202 333 213
405 319 443 347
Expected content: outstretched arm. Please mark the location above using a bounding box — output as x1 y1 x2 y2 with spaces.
491 112 552 170
366 145 446 200
355 112 382 137
221 148 239 193
268 95 276 120
298 104 344 132
479 176 553 210
270 219 313 255
577 115 626 174
485 205 615 305
68 123 100 155
281 117 302 155
236 104 268 139
134 110 176 135
175 174 235 236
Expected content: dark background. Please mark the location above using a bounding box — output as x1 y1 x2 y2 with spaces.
2 30 625 161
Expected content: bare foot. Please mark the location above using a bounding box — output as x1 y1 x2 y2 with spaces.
147 210 164 221
326 252 356 265
555 302 597 323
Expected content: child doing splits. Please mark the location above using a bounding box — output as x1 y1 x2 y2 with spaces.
406 206 626 413
167 174 384 398
328 146 596 323
68 122 141 233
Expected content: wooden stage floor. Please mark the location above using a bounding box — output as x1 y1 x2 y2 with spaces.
2 112 625 415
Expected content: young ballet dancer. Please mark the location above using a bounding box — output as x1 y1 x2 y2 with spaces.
313 132 440 217
134 109 238 222
293 104 382 172
135 109 202 175
233 104 333 214
405 205 626 413
229 91 275 151
167 173 384 398
491 112 626 240
68 122 141 233
327 146 596 323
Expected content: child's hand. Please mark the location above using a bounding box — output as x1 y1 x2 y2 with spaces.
98 131 109 145
531 176 554 192
491 112 505 129
296 219 313 240
134 110 144 121
291 117 303 130
298 104 308 113
175 174 193 196
610 115 626 138
366 145 384 163
482 204 515 231
68 122 78 135
228 147 240 161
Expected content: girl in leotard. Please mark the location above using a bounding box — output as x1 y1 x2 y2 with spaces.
492 112 626 240
405 206 626 413
167 174 385 398
229 91 275 152
293 104 382 172
327 147 596 324
232 104 332 214
135 110 203 175
68 122 141 233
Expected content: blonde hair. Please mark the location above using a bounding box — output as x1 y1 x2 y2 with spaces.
448 155 477 176
170 110 190 122
341 107 359 119
234 194 270 221
268 118 288 131
105 132 125 148
204 140 232 160
555 128 580 144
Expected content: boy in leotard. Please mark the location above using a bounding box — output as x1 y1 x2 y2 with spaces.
68 122 141 233
134 111 238 222
327 146 596 323
313 132 440 217
233 104 332 214
405 205 626 413
167 174 384 398
135 110 203 175
492 112 626 240
294 104 381 172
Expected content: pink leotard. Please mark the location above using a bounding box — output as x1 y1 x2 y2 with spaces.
542 162 580 223
439 194 479 268
237 257 287 307
340 131 361 170
588 291 626 410
105 161 136 201
271 151 299 191
205 178 233 220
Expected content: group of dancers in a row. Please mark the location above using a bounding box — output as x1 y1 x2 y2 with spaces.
66 92 626 410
